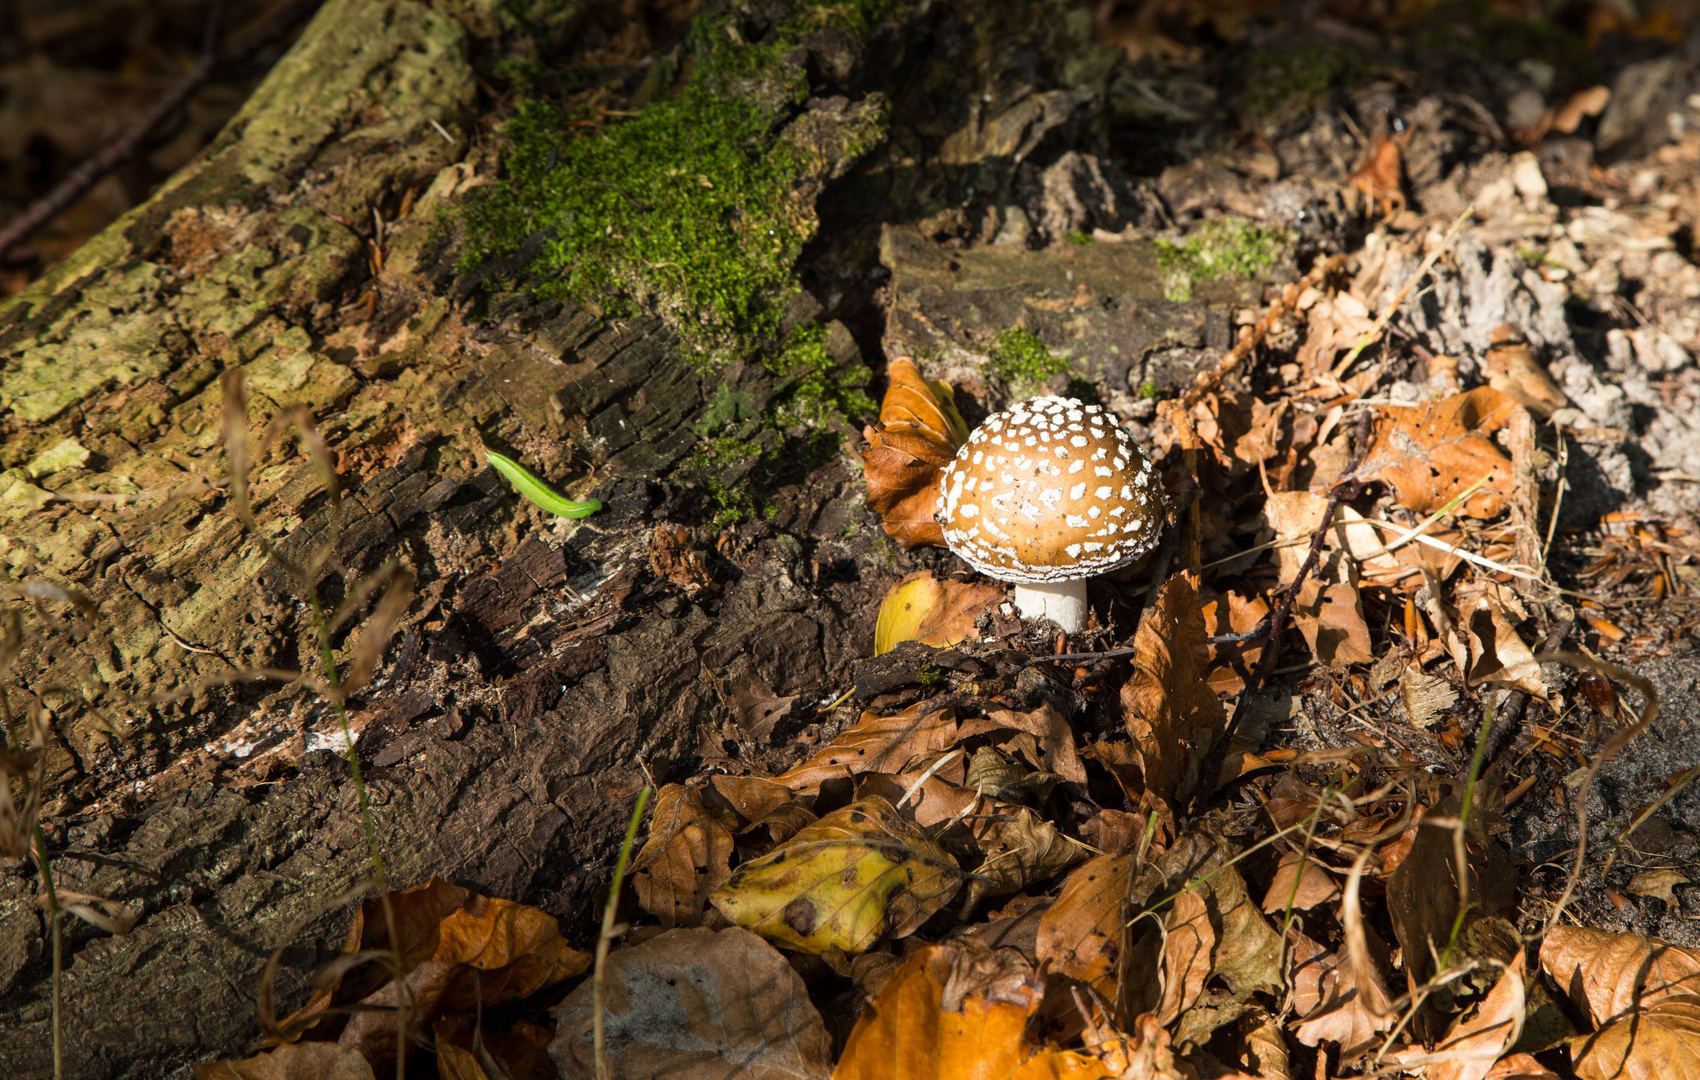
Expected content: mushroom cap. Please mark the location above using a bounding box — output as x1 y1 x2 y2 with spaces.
936 396 1165 583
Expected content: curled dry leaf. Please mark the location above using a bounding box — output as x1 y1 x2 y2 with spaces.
631 783 737 927
1260 492 1374 667
1539 926 1700 1026
777 703 959 795
1571 996 1700 1080
1484 1053 1561 1080
1118 572 1226 812
963 702 1088 784
874 570 1003 655
710 774 797 825
434 1017 556 1080
1626 869 1690 905
1485 329 1568 419
550 926 832 1080
1290 928 1395 1056
1359 388 1521 519
1424 953 1527 1080
711 797 961 955
1158 888 1215 1025
861 357 968 549
966 801 1084 907
1463 595 1547 699
192 1043 376 1080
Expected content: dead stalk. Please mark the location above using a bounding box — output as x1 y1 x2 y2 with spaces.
594 786 653 1080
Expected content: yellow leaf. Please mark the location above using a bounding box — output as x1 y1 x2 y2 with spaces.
874 570 1002 655
710 797 961 955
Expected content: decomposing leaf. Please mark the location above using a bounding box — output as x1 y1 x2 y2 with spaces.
435 1017 556 1080
1626 868 1690 905
1203 589 1269 696
832 941 1143 1080
777 703 960 794
1035 854 1136 998
1290 928 1395 1055
1484 1053 1561 1080
1350 129 1409 218
277 879 589 1069
874 570 1002 655
967 802 1084 906
1539 926 1700 1026
1359 388 1521 519
632 783 737 927
1261 853 1341 914
1261 492 1374 666
193 1043 376 1080
550 926 832 1080
724 666 798 743
711 797 960 955
1158 888 1214 1024
1118 572 1226 811
1426 953 1527 1080
861 357 967 549
1198 855 1284 1001
965 702 1087 784
1571 996 1700 1080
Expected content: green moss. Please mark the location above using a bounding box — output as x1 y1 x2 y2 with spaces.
1244 42 1371 128
987 327 1070 395
1064 230 1095 246
769 323 876 427
461 0 897 362
918 659 946 688
1155 217 1287 303
1138 379 1162 400
1414 0 1595 78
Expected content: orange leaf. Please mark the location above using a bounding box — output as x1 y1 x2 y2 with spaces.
1359 388 1522 519
1157 888 1213 1025
1035 854 1136 998
832 942 1128 1080
861 357 967 549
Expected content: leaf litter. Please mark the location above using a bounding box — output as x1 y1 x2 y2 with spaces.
170 4 1700 1077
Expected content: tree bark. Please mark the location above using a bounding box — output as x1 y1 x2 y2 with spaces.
0 2 882 1074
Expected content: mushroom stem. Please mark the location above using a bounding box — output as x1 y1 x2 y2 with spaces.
1011 579 1088 634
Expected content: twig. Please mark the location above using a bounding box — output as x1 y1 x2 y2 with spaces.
594 786 652 1080
0 0 326 262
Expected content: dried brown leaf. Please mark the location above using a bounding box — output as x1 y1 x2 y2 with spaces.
776 703 960 795
1571 996 1700 1080
860 358 967 550
632 783 737 928
1159 888 1214 1024
550 926 832 1080
1427 953 1527 1080
967 802 1084 906
1485 333 1567 419
1539 927 1700 1026
710 774 798 825
963 702 1087 784
1118 572 1225 811
1035 854 1136 998
1359 388 1521 519
1484 1053 1560 1080
1261 853 1341 914
1290 928 1395 1055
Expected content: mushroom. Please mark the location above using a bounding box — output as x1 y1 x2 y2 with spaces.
936 395 1165 634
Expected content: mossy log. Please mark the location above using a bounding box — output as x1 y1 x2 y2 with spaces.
0 1 884 1074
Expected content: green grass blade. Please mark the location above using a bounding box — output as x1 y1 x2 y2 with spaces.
486 451 602 519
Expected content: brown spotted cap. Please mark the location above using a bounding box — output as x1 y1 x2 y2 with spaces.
936 396 1165 583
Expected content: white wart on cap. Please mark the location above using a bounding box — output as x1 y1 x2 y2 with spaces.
936 396 1164 632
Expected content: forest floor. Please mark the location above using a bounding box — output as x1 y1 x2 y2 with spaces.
3 1 1700 1079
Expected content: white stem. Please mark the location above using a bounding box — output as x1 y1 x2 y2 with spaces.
1011 579 1088 634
